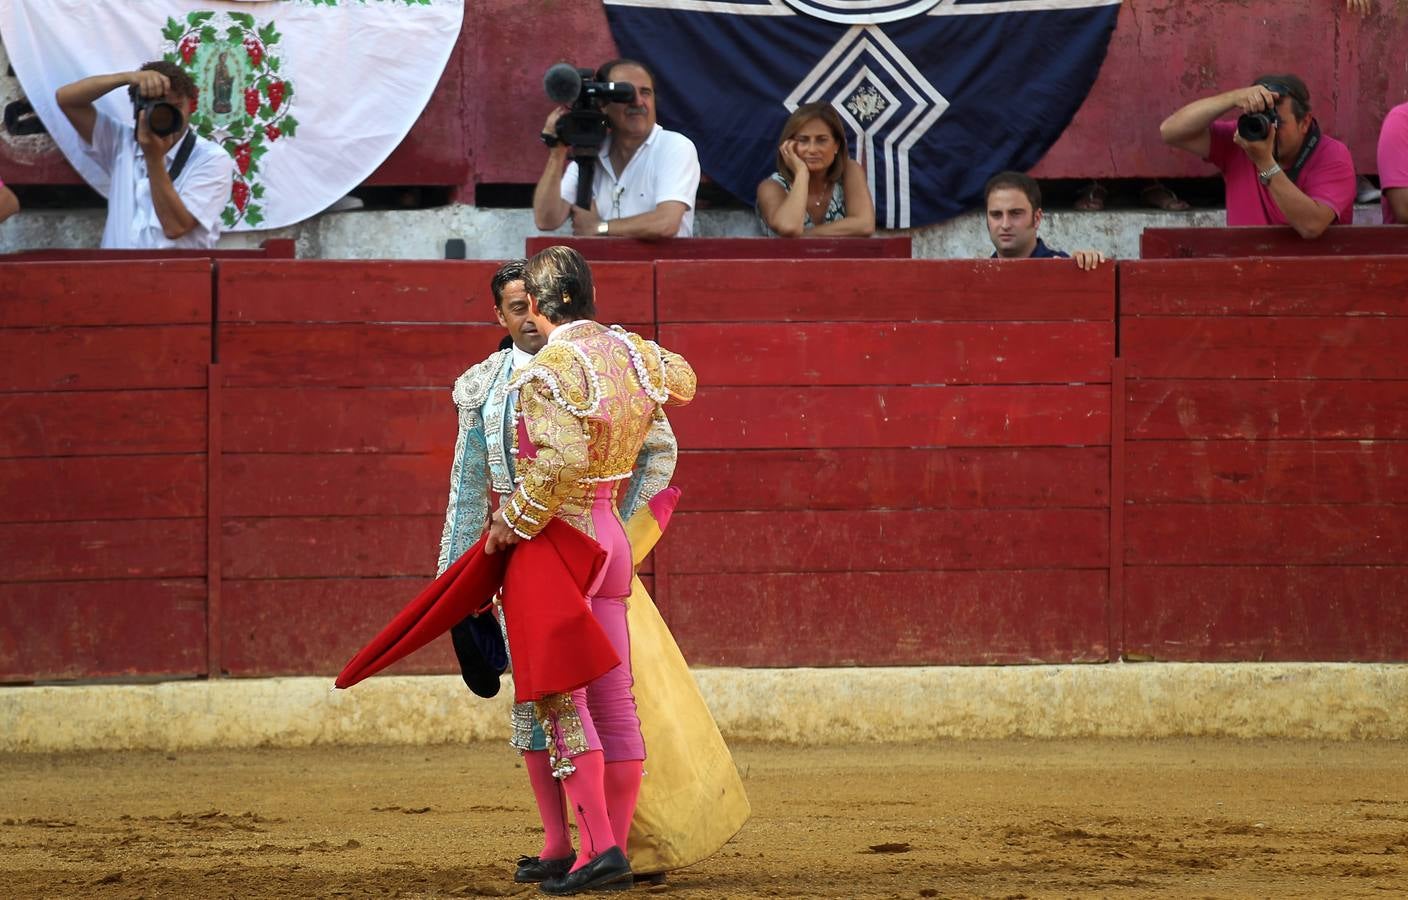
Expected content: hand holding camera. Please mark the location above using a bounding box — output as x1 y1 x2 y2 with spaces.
135 106 181 160
1234 83 1282 140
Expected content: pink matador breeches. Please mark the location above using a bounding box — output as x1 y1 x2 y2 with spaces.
536 483 645 769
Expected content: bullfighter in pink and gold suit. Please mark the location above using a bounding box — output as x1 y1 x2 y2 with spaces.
484 245 699 896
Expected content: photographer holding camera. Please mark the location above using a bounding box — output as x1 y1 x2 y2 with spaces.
532 59 700 239
56 62 234 249
1160 74 1355 239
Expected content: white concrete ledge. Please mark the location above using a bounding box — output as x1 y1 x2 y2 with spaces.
3 663 1405 753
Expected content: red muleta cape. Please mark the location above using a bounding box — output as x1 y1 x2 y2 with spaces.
335 519 620 702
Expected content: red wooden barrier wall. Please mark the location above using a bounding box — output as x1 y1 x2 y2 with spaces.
213 260 655 676
653 260 1116 666
524 237 914 261
1120 257 1408 660
0 261 212 679
1140 228 1408 260
4 255 1408 681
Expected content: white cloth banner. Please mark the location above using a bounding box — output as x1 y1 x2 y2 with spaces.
0 0 463 230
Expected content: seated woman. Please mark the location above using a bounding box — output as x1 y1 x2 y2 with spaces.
756 102 875 238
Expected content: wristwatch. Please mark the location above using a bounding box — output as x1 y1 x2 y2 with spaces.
540 131 561 148
596 221 609 236
1258 162 1283 185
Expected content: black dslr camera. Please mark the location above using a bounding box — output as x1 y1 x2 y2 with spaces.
541 63 637 209
133 96 185 138
1236 83 1284 142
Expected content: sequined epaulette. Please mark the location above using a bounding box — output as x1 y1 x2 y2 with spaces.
509 341 600 418
451 349 510 411
608 325 670 404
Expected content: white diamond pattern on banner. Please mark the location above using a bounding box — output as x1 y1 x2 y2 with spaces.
0 0 462 231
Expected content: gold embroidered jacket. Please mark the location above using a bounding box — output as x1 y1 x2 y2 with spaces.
500 321 695 539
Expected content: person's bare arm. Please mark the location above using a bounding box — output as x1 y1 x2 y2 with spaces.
56 70 166 145
571 200 688 239
808 158 876 237
1160 85 1276 158
0 183 19 223
139 115 199 239
757 141 812 237
1386 188 1408 224
532 108 572 230
1233 126 1338 239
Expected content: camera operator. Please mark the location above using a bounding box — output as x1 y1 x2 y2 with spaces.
532 58 700 239
56 62 234 249
1159 74 1354 239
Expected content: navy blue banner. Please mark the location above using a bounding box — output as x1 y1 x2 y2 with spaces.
603 0 1120 228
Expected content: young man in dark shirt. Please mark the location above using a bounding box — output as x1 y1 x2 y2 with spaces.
984 171 1107 270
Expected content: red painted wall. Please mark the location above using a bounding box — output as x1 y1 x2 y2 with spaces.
2 251 1407 680
1119 256 1408 661
3 2 1402 191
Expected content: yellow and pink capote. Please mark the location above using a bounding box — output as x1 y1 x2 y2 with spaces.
621 486 752 874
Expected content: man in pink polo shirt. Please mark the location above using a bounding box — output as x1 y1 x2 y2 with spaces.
1378 102 1408 225
1160 74 1355 239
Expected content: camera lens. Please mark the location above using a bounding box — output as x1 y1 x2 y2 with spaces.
1236 112 1271 142
148 102 183 137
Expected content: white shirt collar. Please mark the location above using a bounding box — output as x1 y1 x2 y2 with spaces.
599 123 662 160
548 319 594 343
510 343 534 371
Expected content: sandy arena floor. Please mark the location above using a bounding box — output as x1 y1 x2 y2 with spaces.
2 739 1406 899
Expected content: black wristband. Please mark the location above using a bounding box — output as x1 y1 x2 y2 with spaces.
540 131 561 148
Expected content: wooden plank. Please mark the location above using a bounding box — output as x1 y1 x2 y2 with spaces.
656 260 1115 323
1108 359 1127 661
219 323 502 388
0 391 207 458
664 570 1109 666
525 236 913 261
658 322 1113 386
217 260 655 325
1126 380 1408 440
0 456 205 522
224 453 449 517
673 447 1110 511
206 364 223 686
1124 566 1408 662
1122 258 1408 316
0 327 210 392
1126 504 1408 565
223 516 442 579
0 261 213 327
672 385 1112 449
0 579 208 681
0 519 205 582
1139 228 1408 261
1122 318 1408 380
220 578 457 676
668 509 1108 573
223 388 450 453
1125 441 1408 505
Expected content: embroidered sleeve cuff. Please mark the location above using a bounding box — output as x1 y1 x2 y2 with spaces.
500 491 549 538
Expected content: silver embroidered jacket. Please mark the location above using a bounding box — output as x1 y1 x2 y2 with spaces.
436 347 678 576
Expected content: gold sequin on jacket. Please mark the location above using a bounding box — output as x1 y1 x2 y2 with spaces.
500 321 695 539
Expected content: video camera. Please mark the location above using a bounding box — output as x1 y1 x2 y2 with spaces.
542 63 637 209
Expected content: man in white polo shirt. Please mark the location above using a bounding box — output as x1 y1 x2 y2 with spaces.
56 61 234 249
533 58 700 239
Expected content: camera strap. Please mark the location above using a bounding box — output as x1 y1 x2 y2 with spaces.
1284 120 1320 185
167 130 197 181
